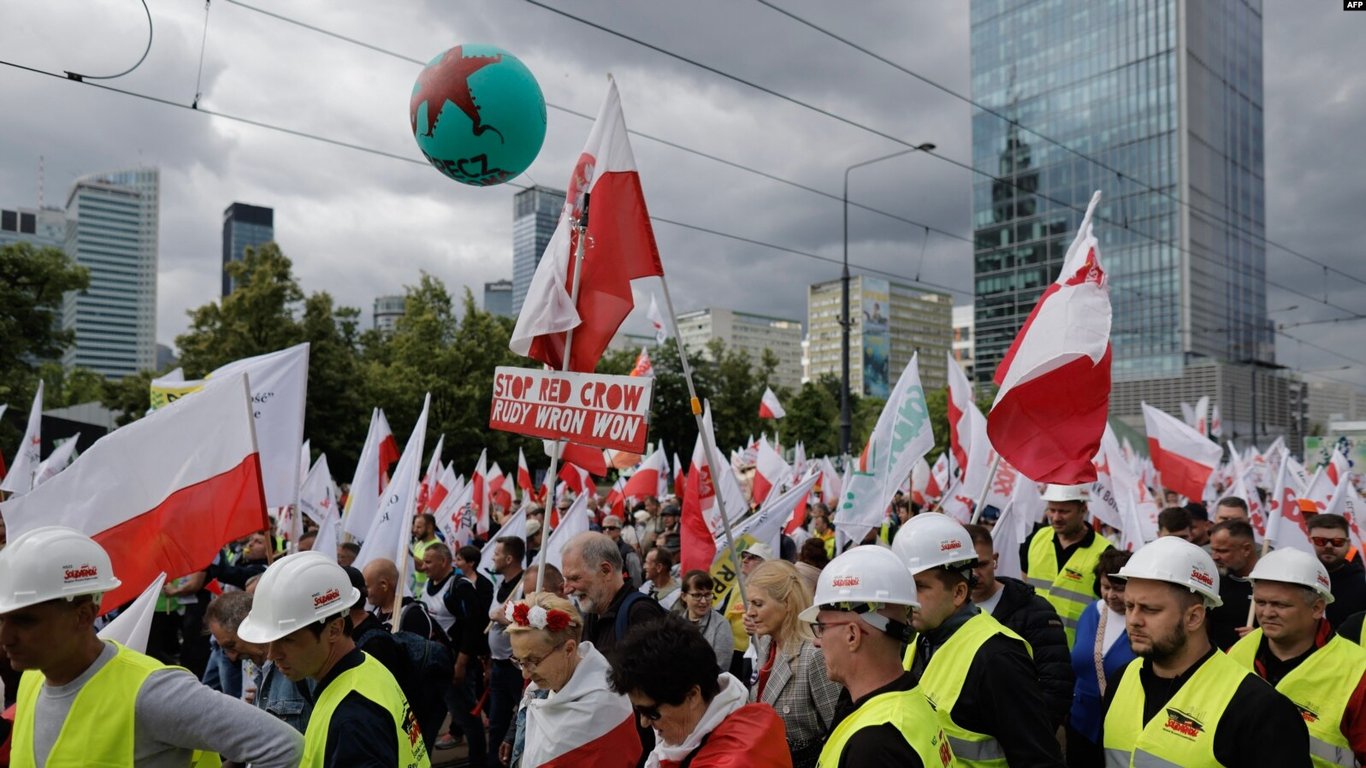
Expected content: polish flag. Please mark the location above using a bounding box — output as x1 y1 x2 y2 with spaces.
623 448 667 500
417 435 445 511
425 463 457 514
1210 404 1223 439
0 376 268 612
630 347 653 377
673 452 685 504
357 394 430 570
1142 403 1221 503
510 78 665 372
472 449 490 536
1327 445 1351 486
342 409 399 540
490 464 513 516
518 447 536 499
1193 396 1210 437
680 405 746 574
605 477 627 519
647 293 668 345
946 353 974 475
752 435 790 506
556 441 609 478
0 381 43 495
758 387 786 420
987 191 1111 485
926 454 950 501
558 462 593 497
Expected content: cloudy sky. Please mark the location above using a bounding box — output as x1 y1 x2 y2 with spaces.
1 0 1362 391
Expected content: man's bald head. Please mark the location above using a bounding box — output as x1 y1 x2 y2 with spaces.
362 558 400 607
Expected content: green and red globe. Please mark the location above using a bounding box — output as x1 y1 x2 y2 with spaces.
410 44 546 187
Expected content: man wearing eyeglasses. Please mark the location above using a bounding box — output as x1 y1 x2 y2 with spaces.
1308 513 1366 629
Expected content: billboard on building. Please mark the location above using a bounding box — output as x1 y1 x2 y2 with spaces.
861 278 890 398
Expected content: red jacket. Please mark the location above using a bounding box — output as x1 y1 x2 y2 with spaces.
657 703 792 768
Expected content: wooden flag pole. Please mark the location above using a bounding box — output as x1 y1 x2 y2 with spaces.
535 196 590 595
969 454 1003 526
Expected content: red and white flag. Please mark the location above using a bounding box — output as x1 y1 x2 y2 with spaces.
544 492 591 571
1 376 268 612
630 347 653 377
206 343 310 508
1210 404 1223 439
647 293 668 345
604 477 627 519
342 409 400 540
517 447 536 500
0 381 43 495
1267 458 1315 555
1327 444 1351 486
472 449 491 536
622 447 667 500
357 394 430 570
988 191 1111 484
672 452 685 503
510 78 665 372
752 434 790 506
1142 403 1221 503
926 454 949 501
1194 395 1210 437
946 353 975 477
758 386 786 420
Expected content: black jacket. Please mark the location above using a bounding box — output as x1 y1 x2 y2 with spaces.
987 576 1074 729
1328 554 1366 630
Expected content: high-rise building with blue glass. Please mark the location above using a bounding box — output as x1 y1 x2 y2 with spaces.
971 1 1290 443
222 202 274 297
512 185 566 317
484 279 514 318
62 168 159 379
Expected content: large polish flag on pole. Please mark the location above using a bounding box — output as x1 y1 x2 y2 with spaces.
1142 403 1222 502
510 78 665 372
1 376 268 612
988 191 1111 484
622 447 668 500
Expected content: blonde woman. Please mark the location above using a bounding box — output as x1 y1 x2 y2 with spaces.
744 560 841 768
506 592 641 768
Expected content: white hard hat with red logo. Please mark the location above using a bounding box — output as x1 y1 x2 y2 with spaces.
237 551 360 644
800 545 918 639
1114 536 1222 607
0 526 122 613
1042 484 1089 503
1248 548 1334 604
890 512 977 576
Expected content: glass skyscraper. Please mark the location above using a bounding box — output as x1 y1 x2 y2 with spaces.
62 168 159 379
222 202 274 297
971 0 1271 401
511 185 566 317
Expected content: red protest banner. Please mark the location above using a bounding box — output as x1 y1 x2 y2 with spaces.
489 367 654 453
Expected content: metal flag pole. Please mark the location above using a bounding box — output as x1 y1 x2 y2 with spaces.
968 454 1004 526
536 195 590 595
657 275 751 616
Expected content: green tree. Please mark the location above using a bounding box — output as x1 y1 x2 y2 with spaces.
784 377 840 457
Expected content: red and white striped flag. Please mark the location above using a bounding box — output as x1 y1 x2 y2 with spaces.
622 447 667 501
758 386 786 419
1 376 268 612
752 434 790 506
987 192 1111 484
518 447 536 500
1142 403 1221 503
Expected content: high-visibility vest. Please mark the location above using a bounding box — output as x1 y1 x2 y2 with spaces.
1227 629 1364 768
1025 526 1113 646
902 612 1028 767
301 652 431 768
818 686 958 768
13 642 218 768
1102 652 1247 767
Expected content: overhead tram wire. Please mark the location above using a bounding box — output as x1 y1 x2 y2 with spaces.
522 0 1366 323
221 0 972 249
750 0 1366 291
0 57 967 299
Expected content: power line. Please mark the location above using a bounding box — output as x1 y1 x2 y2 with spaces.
221 0 972 247
523 0 1366 322
750 0 1366 291
0 57 966 300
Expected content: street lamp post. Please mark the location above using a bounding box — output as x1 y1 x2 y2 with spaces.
840 143 935 459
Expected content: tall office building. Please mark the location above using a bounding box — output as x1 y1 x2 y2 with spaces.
511 186 566 316
970 1 1285 444
0 206 65 249
222 202 274 297
952 304 976 381
484 279 514 318
807 277 952 396
373 294 405 333
62 168 159 379
676 307 805 391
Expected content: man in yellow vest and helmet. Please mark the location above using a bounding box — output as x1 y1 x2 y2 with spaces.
892 513 1064 767
1023 483 1113 647
1226 547 1366 767
237 550 431 768
799 544 956 768
0 526 303 767
1101 536 1309 767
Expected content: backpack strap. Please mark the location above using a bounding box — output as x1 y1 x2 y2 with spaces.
614 589 651 644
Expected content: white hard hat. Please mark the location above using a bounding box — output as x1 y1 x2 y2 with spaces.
891 513 977 576
1248 549 1334 604
237 552 360 644
1042 484 1089 503
0 526 122 613
742 542 774 561
1115 537 1222 607
799 545 919 638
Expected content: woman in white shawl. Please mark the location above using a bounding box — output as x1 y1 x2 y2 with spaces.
507 591 642 768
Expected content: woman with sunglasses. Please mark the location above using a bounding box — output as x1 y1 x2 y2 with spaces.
678 570 734 673
608 613 792 768
744 559 842 768
506 591 641 768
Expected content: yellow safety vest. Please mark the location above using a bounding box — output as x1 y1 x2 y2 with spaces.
901 612 1028 767
301 652 431 768
1227 629 1365 768
1102 652 1247 767
1025 527 1113 646
412 538 437 590
13 642 218 768
818 686 957 768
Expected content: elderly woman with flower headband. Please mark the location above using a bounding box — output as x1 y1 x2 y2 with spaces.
505 591 642 768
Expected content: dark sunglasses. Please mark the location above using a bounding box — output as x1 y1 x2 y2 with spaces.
633 703 662 722
1311 536 1348 548
603 525 621 531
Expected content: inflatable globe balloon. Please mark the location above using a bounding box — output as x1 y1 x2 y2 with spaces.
409 44 546 187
